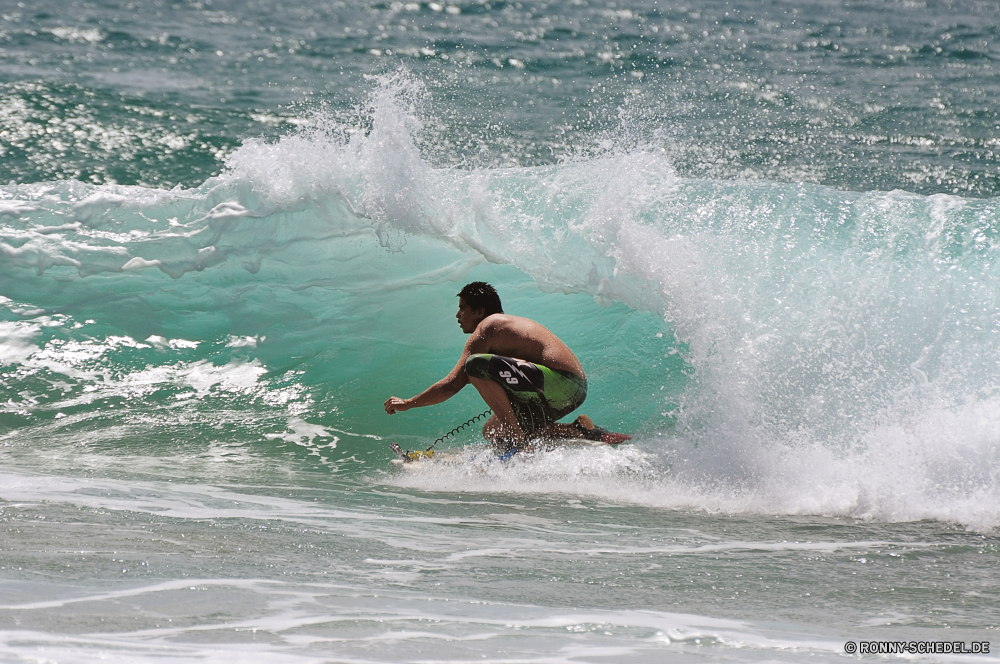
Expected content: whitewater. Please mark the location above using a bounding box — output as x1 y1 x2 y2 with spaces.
2 0 1000 661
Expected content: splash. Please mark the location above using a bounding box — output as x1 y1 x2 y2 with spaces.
2 71 1000 529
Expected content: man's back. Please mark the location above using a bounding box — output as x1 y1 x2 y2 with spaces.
469 314 585 379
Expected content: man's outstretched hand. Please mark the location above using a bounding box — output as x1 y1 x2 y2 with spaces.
384 397 410 415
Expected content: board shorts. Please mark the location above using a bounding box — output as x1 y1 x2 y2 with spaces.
464 354 587 439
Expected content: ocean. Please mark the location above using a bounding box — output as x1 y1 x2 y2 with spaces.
2 0 1000 661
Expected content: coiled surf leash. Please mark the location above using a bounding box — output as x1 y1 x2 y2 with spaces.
389 409 493 463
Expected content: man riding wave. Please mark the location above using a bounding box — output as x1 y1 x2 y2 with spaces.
384 282 629 454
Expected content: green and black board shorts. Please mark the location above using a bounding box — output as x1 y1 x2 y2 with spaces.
464 353 587 437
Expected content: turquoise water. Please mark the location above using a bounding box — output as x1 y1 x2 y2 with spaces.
2 1 1000 661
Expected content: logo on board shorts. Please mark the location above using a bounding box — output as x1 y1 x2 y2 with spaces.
499 370 519 385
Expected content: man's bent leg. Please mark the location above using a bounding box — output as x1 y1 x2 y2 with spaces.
532 415 631 446
468 375 525 451
530 422 581 441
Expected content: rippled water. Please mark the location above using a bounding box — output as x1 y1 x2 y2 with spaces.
2 1 1000 662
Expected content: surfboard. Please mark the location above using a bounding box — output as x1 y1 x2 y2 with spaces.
389 442 473 468
388 437 625 469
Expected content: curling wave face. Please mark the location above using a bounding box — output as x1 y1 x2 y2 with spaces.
2 72 1000 529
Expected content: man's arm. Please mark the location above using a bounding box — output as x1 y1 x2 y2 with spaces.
384 328 488 415
383 363 469 414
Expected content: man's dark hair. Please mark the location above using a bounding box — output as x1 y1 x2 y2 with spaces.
458 282 503 316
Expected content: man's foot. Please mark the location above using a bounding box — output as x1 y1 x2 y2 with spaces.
573 415 632 445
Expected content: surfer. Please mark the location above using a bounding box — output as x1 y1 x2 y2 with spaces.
384 282 629 454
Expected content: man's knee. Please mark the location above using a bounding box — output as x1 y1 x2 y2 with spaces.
464 353 492 380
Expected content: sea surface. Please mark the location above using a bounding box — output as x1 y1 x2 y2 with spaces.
2 0 1000 661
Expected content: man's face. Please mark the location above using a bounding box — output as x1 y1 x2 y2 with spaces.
456 297 485 333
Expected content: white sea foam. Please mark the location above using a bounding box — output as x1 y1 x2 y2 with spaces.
386 422 1000 531
0 200 35 217
0 584 864 664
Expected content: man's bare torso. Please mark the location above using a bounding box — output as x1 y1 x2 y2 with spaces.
467 314 585 379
